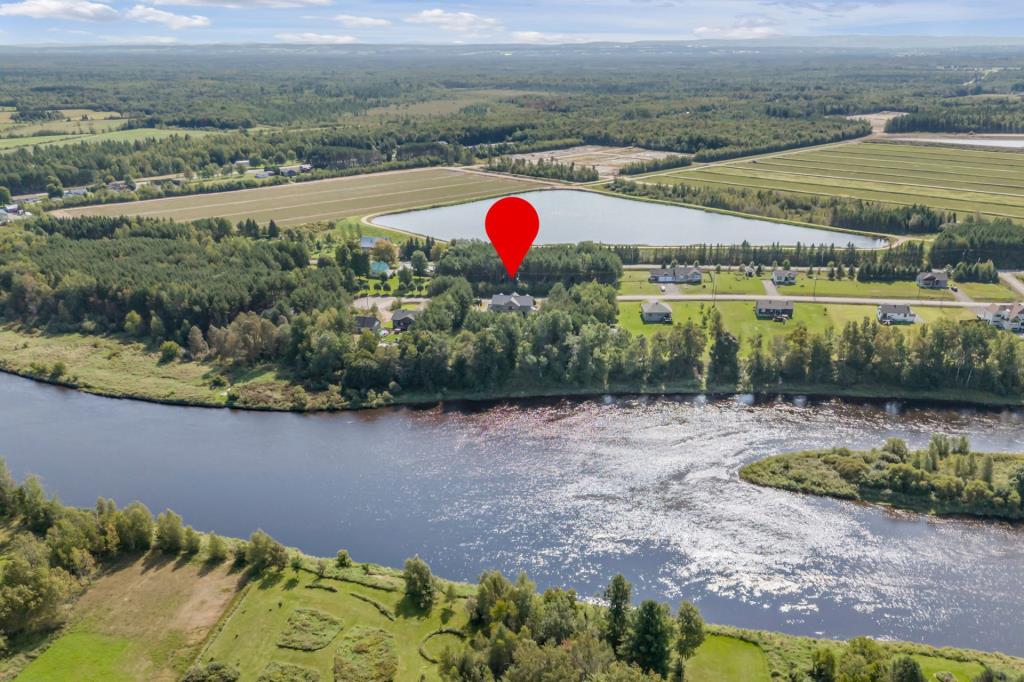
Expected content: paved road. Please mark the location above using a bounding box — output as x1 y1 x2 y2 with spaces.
616 293 981 308
999 272 1024 299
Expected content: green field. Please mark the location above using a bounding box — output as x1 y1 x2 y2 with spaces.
56 168 542 227
202 565 464 682
686 635 770 682
617 301 974 342
650 141 1024 221
0 127 207 153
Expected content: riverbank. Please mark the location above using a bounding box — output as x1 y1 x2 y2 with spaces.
11 525 1024 682
2 324 1023 413
740 440 1024 521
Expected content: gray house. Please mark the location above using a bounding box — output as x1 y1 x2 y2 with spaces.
916 271 949 289
640 301 673 324
754 299 795 319
391 309 420 331
648 265 702 284
355 315 381 333
489 293 536 315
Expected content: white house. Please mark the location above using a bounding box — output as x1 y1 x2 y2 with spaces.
877 303 915 324
772 269 798 285
755 299 795 319
648 265 702 284
979 303 1024 332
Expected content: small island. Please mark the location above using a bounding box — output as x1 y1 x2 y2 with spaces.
740 435 1024 521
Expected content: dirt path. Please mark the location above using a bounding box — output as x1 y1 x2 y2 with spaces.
999 272 1024 299
762 280 779 297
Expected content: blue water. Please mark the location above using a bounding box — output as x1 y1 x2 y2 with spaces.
373 189 886 248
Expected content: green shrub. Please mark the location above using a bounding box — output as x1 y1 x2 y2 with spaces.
333 627 398 682
277 608 342 651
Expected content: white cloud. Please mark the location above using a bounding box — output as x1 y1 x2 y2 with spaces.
153 0 328 7
333 14 389 28
106 33 178 43
511 31 580 44
275 32 359 44
692 22 782 40
0 0 118 21
405 8 499 33
126 4 209 29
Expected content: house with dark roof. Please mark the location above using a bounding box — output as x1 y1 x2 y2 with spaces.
355 315 381 333
648 265 702 284
754 299 795 319
391 309 420 331
877 303 915 324
489 293 536 315
916 271 949 289
640 301 672 324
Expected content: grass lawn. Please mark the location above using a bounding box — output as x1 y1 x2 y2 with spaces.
686 635 771 682
956 281 1019 302
202 568 469 682
708 271 772 295
619 270 767 296
912 654 986 682
775 274 952 300
17 554 242 682
617 301 974 344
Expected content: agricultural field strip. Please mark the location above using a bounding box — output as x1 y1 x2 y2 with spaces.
805 151 1024 174
748 159 1024 190
59 171 536 222
644 175 1024 220
651 171 1024 218
689 166 1024 207
696 166 1024 201
857 141 1024 161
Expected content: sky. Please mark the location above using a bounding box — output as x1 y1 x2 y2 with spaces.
1 0 1024 47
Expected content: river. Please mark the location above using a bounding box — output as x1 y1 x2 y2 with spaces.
0 372 1021 654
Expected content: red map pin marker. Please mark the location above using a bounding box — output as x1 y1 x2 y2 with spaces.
485 196 539 279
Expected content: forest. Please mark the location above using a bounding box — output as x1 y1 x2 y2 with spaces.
609 179 952 235
3 44 1024 196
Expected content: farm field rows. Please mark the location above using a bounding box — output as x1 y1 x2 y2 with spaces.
55 168 543 227
648 141 1024 221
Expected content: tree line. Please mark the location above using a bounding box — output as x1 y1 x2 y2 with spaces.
929 217 1024 269
610 178 951 235
485 157 600 182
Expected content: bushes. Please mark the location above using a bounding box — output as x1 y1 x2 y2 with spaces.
403 555 435 610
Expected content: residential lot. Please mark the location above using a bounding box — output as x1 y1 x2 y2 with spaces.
54 168 541 226
648 141 1024 221
504 144 680 178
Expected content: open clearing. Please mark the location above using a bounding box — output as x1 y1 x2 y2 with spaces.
503 145 680 179
0 128 210 153
54 168 543 227
648 141 1024 221
16 555 243 682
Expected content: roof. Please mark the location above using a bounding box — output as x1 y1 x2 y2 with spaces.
649 265 700 277
641 301 672 314
878 303 912 315
490 292 535 308
755 299 795 310
918 270 949 281
986 303 1024 317
391 309 419 321
773 268 797 277
360 236 389 249
354 315 380 328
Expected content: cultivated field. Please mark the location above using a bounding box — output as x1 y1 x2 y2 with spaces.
505 145 679 178
647 141 1024 221
54 168 543 227
0 127 209 153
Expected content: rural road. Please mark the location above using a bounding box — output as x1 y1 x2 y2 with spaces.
360 293 987 310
